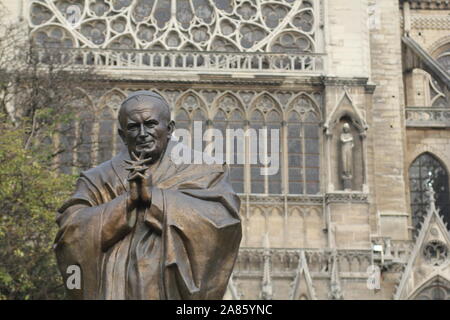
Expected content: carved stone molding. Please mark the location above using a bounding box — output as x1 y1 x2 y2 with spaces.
411 15 450 30
245 194 325 205
428 35 450 56
235 248 385 276
405 107 450 127
321 76 369 87
400 0 450 10
285 195 324 205
325 192 369 204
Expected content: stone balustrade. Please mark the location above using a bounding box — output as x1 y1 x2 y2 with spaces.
406 106 450 127
35 48 325 76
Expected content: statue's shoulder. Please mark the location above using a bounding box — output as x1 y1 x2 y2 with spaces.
78 157 117 187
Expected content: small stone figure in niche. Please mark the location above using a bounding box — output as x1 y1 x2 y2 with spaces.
340 122 354 190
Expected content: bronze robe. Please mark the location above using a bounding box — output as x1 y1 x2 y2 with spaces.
54 141 242 300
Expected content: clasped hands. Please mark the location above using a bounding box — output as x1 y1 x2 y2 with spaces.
125 152 153 210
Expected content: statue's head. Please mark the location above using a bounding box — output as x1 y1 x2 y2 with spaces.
118 91 175 164
342 122 350 133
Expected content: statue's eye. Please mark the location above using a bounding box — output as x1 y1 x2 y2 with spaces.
127 124 139 131
144 120 157 127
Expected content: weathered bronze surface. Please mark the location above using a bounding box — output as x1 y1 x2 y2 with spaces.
54 91 242 299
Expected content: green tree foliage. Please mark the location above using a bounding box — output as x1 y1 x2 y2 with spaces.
0 5 100 299
0 117 75 299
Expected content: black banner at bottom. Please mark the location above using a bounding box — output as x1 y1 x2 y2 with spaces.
0 299 436 319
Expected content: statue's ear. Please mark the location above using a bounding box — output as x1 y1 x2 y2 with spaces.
167 120 175 138
118 128 127 145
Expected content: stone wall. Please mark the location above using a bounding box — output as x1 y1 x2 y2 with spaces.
369 0 410 241
326 0 371 78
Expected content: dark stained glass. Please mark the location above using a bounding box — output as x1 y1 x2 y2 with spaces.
229 110 246 193
287 108 320 195
250 109 264 194
98 107 115 163
409 153 450 233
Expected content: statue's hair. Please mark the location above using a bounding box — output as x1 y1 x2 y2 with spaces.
118 90 171 129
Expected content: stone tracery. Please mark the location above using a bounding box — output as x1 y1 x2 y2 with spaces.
29 0 318 53
59 87 323 196
423 240 448 266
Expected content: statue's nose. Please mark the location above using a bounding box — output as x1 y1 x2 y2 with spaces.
139 123 147 137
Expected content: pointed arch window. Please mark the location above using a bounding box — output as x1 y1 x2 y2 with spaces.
212 108 227 162
77 110 94 170
415 285 450 300
287 111 303 194
168 90 323 196
250 109 265 194
97 106 116 164
212 101 246 194
175 108 190 135
58 117 77 174
57 93 95 173
248 94 283 195
287 96 321 195
413 277 450 300
267 110 282 194
228 109 246 194
192 108 207 152
437 49 450 74
304 111 320 194
409 153 450 231
174 93 207 150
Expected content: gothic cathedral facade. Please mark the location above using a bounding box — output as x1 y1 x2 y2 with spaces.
4 0 450 299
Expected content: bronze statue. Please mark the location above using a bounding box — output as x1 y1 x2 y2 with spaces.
54 91 242 299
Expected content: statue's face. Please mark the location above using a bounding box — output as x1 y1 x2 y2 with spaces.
343 123 350 133
118 98 174 163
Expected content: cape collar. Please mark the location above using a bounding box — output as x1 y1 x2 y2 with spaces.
110 140 179 191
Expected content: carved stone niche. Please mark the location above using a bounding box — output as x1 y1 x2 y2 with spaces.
324 91 368 192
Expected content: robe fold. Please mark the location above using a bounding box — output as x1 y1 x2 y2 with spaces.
54 141 242 300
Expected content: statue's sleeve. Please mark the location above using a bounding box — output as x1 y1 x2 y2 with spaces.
54 175 136 299
144 166 242 300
